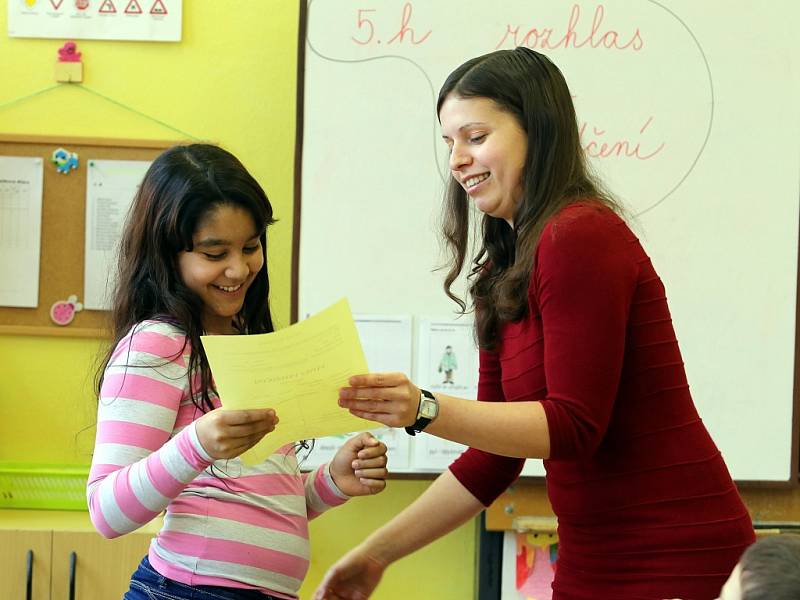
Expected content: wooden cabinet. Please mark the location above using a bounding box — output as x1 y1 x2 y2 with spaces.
0 530 52 600
52 531 153 600
0 529 152 600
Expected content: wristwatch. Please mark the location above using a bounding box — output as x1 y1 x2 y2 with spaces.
405 388 439 436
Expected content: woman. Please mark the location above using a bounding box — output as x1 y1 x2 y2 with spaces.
314 47 754 600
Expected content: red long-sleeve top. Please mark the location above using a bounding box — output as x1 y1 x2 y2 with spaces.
449 202 754 600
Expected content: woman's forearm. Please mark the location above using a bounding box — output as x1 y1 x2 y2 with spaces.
361 470 485 566
339 373 551 459
427 396 550 459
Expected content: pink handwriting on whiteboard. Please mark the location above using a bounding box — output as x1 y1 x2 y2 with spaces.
496 4 644 52
352 3 432 47
580 116 665 160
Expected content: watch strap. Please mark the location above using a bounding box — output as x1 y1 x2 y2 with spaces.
405 388 436 436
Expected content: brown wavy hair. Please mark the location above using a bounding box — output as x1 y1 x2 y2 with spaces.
95 144 275 413
437 47 619 349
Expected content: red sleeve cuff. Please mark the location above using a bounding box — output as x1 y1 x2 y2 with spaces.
449 447 524 506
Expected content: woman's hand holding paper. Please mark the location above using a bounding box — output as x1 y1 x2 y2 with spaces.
338 373 420 428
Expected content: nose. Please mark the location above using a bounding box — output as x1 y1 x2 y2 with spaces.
448 142 471 172
225 255 250 281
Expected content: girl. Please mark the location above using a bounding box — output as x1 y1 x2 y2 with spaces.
315 48 755 600
88 144 388 600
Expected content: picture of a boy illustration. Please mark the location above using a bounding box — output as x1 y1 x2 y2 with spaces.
438 345 458 385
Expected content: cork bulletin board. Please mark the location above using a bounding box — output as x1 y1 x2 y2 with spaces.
0 134 175 338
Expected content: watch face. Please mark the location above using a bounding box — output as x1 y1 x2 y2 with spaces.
419 397 438 419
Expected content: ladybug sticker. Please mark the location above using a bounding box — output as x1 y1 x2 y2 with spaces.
50 295 84 326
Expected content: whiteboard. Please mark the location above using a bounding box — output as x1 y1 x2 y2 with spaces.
298 0 800 482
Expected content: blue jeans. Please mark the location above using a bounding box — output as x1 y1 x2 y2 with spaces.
124 556 284 600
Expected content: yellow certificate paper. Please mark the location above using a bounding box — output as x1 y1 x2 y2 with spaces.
201 298 375 464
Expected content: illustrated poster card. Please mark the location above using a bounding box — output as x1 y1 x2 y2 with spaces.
8 0 182 41
501 530 557 600
411 316 478 471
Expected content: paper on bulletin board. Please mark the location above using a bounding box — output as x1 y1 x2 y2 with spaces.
300 314 413 471
84 159 151 310
411 316 478 471
0 156 43 308
201 298 378 465
8 0 182 42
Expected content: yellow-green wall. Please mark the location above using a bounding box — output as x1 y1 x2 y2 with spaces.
0 3 476 598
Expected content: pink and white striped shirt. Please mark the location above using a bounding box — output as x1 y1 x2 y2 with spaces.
87 320 349 599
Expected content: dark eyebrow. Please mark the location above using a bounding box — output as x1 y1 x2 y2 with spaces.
459 121 488 130
195 233 260 248
195 238 229 248
442 121 489 140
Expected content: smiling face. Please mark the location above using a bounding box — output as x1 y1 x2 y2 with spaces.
439 94 528 226
177 204 264 334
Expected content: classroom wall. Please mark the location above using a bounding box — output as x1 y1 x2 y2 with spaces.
0 3 476 599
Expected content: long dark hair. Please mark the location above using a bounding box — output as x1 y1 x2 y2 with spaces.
95 144 275 413
438 47 619 349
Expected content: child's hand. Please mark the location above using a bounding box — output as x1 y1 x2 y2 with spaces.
195 408 279 460
329 432 388 497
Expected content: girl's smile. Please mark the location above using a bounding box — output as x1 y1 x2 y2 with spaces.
177 204 264 334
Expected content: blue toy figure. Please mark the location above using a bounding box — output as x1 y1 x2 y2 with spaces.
51 147 79 174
